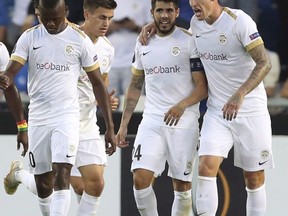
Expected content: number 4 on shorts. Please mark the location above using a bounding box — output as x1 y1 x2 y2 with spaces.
133 144 142 161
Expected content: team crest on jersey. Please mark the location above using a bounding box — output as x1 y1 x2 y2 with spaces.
219 34 227 45
101 56 109 68
171 46 180 56
65 45 74 55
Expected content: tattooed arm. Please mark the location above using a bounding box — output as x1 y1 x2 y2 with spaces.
222 44 272 120
238 44 272 95
116 73 145 147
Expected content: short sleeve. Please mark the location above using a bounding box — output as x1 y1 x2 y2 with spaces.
131 38 144 75
10 31 30 65
81 37 99 72
235 12 263 51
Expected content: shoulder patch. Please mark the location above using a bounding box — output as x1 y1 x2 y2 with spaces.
26 24 41 33
67 22 86 38
102 36 113 46
223 7 237 20
178 27 192 36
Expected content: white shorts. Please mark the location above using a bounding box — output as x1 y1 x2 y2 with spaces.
131 121 199 182
199 110 274 171
28 121 79 175
71 132 107 177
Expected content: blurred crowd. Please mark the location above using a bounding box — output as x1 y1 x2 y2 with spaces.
0 0 287 101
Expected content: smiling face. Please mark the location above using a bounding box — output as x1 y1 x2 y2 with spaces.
151 1 179 37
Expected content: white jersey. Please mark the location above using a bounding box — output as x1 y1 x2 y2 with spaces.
191 8 268 116
0 42 9 71
78 36 114 134
11 23 99 126
132 27 201 128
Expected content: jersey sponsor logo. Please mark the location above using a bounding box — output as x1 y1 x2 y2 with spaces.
219 33 227 45
36 62 70 71
144 65 180 75
249 32 260 40
33 46 43 50
199 52 228 61
171 46 180 56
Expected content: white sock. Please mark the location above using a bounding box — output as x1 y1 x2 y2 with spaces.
77 191 100 216
15 169 37 195
246 184 266 216
38 193 53 216
172 190 192 216
50 190 71 216
196 176 218 216
134 185 158 216
75 193 82 204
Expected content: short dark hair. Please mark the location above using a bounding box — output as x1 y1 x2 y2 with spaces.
39 0 67 9
33 0 39 8
151 0 179 9
83 0 117 11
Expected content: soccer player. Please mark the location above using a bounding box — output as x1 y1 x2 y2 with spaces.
0 0 116 215
140 0 274 215
116 0 207 215
70 0 118 214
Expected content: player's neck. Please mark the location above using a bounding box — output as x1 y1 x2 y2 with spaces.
79 23 99 44
205 5 223 25
156 26 176 37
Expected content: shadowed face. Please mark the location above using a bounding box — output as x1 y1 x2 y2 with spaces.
38 0 68 34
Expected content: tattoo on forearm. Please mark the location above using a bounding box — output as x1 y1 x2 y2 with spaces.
241 45 271 94
130 75 144 91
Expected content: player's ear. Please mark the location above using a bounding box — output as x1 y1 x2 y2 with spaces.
83 9 89 20
176 8 180 18
65 6 69 18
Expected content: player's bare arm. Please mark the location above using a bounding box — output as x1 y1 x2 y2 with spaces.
86 68 116 155
1 61 28 156
164 71 207 126
116 73 144 148
222 44 272 121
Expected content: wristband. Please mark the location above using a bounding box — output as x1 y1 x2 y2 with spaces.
17 120 28 132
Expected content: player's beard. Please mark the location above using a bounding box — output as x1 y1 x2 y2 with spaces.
155 19 176 36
